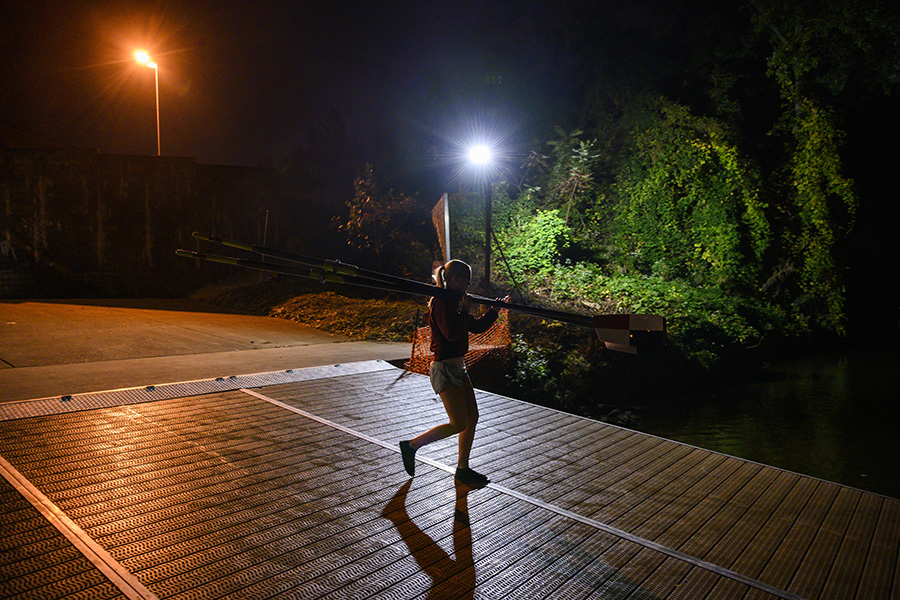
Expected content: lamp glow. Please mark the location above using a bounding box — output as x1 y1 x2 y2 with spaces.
135 50 153 67
468 145 491 165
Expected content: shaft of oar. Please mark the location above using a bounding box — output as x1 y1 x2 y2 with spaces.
468 295 594 327
176 250 313 278
193 231 428 291
177 250 434 297
178 249 595 328
191 232 598 327
192 232 345 273
177 248 666 353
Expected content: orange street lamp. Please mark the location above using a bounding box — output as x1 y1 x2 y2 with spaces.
135 50 160 156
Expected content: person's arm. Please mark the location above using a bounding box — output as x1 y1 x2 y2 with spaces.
431 296 471 341
466 304 499 334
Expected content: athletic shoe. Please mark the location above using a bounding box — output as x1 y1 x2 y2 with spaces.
455 467 489 487
400 441 416 477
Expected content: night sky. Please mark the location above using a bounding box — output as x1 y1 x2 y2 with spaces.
2 1 899 332
1 0 579 181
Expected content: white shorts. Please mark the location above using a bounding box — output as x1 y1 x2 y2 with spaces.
429 357 467 394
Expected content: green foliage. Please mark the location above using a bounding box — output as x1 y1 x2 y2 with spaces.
444 183 572 285
544 129 603 228
507 334 554 395
751 0 900 101
337 164 433 276
610 96 770 289
784 98 856 332
531 262 808 366
750 1 860 333
494 198 570 278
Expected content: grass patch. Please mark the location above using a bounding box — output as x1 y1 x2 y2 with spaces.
207 275 427 341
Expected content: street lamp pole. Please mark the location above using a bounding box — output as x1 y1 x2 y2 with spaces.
152 62 160 156
135 51 160 156
468 144 493 291
483 177 491 289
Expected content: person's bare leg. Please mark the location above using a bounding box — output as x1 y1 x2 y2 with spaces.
456 379 479 469
409 384 469 450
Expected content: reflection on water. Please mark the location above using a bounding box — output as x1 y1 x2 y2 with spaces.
640 345 900 499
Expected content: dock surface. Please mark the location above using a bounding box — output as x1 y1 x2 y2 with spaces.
1 361 897 600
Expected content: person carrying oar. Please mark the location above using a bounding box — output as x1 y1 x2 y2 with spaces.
181 232 665 355
400 259 505 488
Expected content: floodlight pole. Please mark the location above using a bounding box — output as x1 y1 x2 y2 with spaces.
483 178 491 290
468 144 492 292
442 192 451 260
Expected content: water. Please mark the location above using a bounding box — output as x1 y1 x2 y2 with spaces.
639 345 900 499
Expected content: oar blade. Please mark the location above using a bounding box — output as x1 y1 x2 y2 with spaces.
591 314 666 353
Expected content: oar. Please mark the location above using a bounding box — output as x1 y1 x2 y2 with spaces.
191 232 616 326
175 250 431 297
191 232 597 325
180 245 597 327
192 232 428 294
177 245 665 353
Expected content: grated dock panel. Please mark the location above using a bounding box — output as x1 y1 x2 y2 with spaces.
0 361 393 422
1 361 896 600
0 476 128 600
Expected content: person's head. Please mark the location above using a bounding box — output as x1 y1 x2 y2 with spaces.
436 259 472 292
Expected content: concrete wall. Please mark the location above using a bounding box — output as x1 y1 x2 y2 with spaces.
0 148 288 297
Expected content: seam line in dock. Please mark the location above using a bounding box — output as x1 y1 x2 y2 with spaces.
0 453 160 600
241 386 809 600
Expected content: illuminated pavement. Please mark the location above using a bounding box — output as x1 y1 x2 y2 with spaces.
0 301 897 599
0 299 409 402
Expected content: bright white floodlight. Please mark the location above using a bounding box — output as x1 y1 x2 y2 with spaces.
468 145 492 165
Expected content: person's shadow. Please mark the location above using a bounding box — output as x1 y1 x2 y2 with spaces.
382 479 475 599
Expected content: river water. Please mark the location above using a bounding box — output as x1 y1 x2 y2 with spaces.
638 344 900 499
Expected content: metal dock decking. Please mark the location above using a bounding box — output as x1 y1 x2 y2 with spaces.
1 360 897 599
